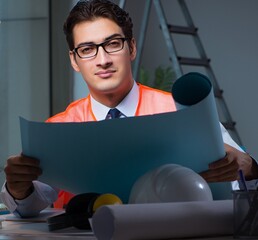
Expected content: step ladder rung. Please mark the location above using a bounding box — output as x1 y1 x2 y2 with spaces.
214 89 223 98
222 121 236 130
168 24 197 35
178 57 210 66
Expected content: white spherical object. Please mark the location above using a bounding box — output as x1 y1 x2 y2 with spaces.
129 164 213 203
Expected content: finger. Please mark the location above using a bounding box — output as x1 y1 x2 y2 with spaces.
4 164 42 176
208 156 233 169
204 171 238 182
200 159 239 181
6 173 39 183
200 171 232 182
7 155 40 167
216 161 238 177
200 167 239 182
6 182 34 199
199 170 211 179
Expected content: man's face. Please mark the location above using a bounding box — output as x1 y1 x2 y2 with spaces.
69 18 136 105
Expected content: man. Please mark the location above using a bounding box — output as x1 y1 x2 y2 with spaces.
1 0 258 217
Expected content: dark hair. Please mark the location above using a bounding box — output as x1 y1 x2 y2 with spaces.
63 0 134 51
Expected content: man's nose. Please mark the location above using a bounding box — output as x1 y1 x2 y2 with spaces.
95 46 112 66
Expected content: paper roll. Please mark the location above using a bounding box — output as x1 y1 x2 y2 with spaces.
92 200 233 240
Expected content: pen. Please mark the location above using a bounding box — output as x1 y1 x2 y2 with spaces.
239 169 248 191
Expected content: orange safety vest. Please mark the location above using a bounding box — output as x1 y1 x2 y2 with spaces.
47 83 176 208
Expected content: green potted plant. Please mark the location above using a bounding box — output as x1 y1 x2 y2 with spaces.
138 65 176 92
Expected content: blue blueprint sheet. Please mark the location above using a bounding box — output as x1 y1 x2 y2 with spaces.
20 73 231 202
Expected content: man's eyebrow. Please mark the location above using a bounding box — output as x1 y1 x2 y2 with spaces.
76 33 124 47
105 33 123 41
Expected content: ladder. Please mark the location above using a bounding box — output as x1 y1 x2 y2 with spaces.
120 0 242 145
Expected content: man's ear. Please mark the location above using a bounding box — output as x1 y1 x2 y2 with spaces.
129 38 137 61
69 51 80 72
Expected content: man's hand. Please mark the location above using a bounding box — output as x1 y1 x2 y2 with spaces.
4 155 42 200
200 144 258 182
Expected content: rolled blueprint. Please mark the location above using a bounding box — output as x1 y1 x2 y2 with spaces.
20 72 229 202
92 200 233 240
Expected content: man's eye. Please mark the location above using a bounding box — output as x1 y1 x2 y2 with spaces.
80 46 95 54
107 40 120 48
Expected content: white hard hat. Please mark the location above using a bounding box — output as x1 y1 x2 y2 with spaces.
129 164 213 203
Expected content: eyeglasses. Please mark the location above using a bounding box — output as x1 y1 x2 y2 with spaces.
73 37 129 59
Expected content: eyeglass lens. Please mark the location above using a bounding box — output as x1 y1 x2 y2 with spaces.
76 38 126 58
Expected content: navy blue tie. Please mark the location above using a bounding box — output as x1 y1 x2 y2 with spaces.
108 108 121 119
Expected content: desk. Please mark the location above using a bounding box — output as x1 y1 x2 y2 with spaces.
0 221 235 240
0 209 96 240
0 210 234 240
0 220 96 239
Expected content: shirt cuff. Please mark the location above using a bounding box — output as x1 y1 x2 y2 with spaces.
0 182 18 213
1 181 58 217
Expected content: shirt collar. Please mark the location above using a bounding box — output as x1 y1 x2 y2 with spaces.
90 81 139 121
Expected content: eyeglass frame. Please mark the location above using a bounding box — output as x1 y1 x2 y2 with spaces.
72 37 130 59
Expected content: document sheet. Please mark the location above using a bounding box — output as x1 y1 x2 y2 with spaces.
20 72 230 202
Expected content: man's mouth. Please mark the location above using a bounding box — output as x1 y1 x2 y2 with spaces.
95 70 116 78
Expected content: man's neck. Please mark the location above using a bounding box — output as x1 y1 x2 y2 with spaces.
90 81 139 121
98 93 126 108
90 81 134 108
